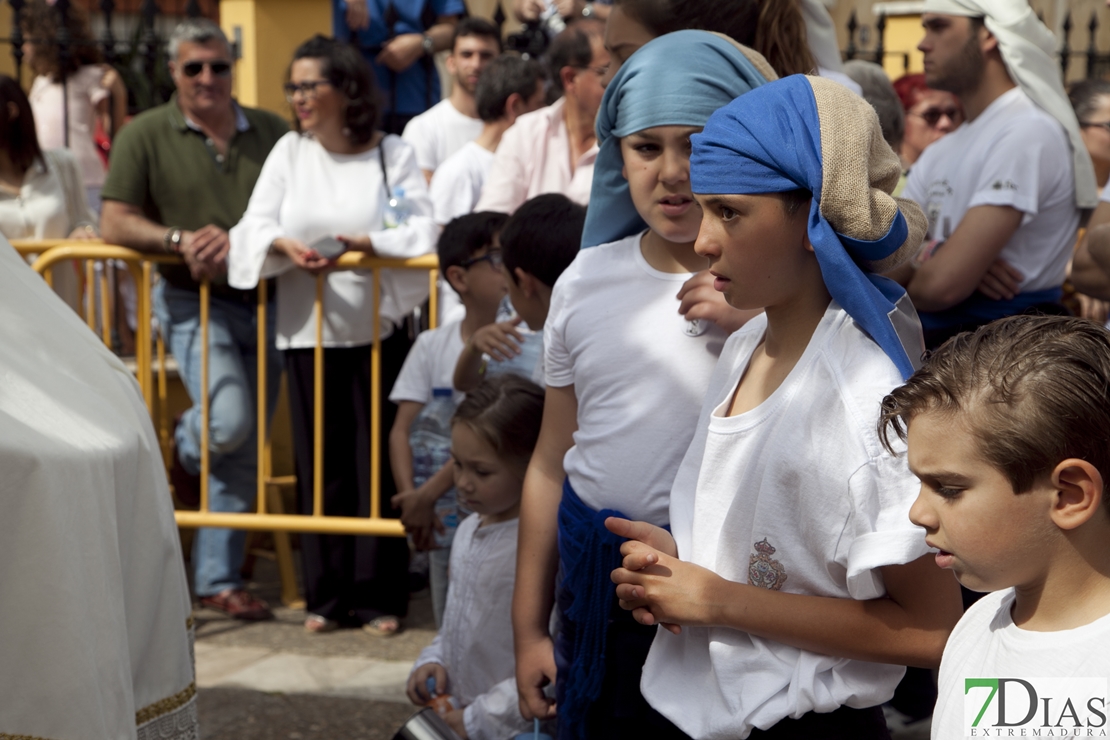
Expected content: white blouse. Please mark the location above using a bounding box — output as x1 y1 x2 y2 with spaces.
411 514 530 740
229 131 437 349
0 149 96 310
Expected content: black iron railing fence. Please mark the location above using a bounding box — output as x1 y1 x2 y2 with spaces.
5 0 210 120
842 8 1110 80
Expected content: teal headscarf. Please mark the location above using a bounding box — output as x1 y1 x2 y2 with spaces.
580 30 773 248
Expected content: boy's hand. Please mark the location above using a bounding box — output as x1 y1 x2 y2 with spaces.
444 709 468 738
406 662 448 704
515 635 557 720
610 542 728 634
678 271 760 333
603 517 678 558
469 317 525 362
391 487 445 551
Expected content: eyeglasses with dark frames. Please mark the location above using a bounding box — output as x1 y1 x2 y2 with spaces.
574 64 610 78
182 60 232 78
909 107 962 128
1081 121 1110 133
283 80 332 102
459 250 503 270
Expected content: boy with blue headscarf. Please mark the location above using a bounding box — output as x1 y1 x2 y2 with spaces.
511 30 771 740
607 75 964 739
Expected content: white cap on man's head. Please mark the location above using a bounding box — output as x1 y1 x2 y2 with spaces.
922 0 1098 209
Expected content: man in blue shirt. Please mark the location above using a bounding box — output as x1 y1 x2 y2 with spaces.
335 0 465 133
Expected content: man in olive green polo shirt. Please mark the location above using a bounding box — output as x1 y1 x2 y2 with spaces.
101 18 287 620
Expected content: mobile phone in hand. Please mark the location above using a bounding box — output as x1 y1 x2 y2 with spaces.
311 236 347 260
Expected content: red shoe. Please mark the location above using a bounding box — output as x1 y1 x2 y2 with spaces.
199 588 274 621
169 413 200 508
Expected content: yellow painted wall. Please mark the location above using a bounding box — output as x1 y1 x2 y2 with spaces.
220 0 331 116
882 15 924 79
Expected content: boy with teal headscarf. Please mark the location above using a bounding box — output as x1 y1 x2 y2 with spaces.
512 30 771 740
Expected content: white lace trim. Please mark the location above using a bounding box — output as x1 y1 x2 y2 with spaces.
136 693 199 740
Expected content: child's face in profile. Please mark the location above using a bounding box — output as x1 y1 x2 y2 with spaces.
450 422 524 525
620 125 703 245
459 242 508 310
692 192 811 310
905 409 1056 593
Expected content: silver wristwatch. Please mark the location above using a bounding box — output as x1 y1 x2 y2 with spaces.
422 34 435 56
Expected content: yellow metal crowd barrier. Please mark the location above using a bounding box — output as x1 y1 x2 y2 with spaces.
20 240 439 540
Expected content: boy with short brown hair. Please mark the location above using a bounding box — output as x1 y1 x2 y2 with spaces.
880 314 1110 739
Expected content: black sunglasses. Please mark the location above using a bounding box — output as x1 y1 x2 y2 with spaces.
910 107 961 127
182 60 232 78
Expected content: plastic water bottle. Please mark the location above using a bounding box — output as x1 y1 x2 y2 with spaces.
383 187 410 229
410 388 460 549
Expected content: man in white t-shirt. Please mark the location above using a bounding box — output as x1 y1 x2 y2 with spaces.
895 1 1096 349
402 17 502 182
878 315 1110 740
430 55 546 225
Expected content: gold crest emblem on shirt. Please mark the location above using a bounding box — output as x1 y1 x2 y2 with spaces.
748 538 788 590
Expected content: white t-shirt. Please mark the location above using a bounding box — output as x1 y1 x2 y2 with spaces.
412 514 531 740
402 99 484 175
228 132 438 349
641 303 930 740
933 588 1110 739
389 319 466 405
904 87 1078 295
430 141 496 225
544 233 728 525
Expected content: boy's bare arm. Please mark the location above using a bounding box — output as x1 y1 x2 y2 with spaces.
513 384 577 720
904 205 1024 312
454 319 526 392
612 545 962 669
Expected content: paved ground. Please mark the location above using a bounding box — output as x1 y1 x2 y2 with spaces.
192 553 434 739
191 551 932 740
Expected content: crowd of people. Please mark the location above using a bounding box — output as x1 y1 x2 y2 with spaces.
4 0 1110 739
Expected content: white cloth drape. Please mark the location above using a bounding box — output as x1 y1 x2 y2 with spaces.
799 0 845 72
0 236 197 740
922 0 1098 209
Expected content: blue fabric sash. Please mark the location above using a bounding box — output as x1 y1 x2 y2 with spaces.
580 31 770 248
918 287 1063 332
556 479 633 737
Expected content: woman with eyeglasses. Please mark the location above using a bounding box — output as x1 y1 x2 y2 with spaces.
892 73 964 171
229 34 437 637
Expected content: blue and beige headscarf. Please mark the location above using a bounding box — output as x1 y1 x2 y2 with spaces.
580 30 775 248
691 75 928 379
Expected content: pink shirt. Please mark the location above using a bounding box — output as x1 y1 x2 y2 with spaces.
475 97 598 214
30 65 110 190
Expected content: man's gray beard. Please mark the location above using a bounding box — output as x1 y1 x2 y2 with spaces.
930 32 986 98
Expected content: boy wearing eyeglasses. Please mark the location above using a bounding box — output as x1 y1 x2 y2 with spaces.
889 3 1094 350
388 211 512 627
